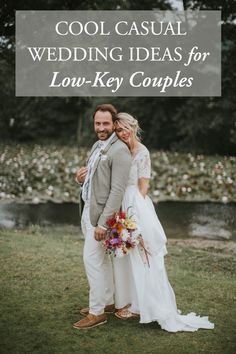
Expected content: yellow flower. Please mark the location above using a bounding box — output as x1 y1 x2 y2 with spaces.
124 219 136 229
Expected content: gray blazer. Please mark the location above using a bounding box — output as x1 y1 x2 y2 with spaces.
87 135 132 228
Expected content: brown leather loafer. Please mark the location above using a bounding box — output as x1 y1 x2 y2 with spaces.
80 304 115 316
73 313 107 329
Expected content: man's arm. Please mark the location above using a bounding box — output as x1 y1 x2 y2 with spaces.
97 144 132 228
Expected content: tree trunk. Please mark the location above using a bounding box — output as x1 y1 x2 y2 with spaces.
77 113 83 147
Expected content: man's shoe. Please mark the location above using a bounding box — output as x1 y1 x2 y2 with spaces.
80 304 115 316
73 313 107 329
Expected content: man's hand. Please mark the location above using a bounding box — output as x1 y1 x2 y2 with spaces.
75 167 88 184
94 226 107 241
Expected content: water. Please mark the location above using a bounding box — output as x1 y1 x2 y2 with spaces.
156 202 235 240
0 201 235 241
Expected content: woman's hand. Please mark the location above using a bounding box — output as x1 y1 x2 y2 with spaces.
138 177 150 198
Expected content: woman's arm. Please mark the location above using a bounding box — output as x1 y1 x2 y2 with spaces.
138 177 150 198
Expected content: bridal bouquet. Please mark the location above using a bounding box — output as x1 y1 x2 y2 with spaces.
103 211 141 258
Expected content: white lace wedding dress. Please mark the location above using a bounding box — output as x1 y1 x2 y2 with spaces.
114 143 214 332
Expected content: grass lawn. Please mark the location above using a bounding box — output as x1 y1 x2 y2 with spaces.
0 226 235 354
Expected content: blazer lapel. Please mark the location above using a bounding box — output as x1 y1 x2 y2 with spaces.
92 135 118 175
86 141 99 164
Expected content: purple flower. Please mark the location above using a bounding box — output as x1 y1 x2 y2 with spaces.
110 238 121 245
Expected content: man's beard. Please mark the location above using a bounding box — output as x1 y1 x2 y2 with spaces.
96 130 114 140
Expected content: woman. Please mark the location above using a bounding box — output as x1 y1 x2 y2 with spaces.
113 112 214 332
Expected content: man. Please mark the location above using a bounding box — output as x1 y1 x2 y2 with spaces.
73 104 132 329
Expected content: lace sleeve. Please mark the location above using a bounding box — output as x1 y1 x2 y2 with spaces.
137 149 151 178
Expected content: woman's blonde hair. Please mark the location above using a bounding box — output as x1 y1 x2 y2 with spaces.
115 112 142 141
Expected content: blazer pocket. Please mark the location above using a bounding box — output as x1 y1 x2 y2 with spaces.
101 155 108 161
97 195 108 204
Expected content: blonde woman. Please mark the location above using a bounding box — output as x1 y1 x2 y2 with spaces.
113 112 214 332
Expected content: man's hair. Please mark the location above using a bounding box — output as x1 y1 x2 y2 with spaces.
93 104 117 122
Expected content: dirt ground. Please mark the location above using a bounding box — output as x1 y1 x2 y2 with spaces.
169 238 236 254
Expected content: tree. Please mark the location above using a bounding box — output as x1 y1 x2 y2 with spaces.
0 0 171 144
0 0 235 154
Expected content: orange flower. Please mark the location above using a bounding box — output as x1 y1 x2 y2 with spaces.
116 223 124 233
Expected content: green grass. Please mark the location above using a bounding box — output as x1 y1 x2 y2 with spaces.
0 226 235 354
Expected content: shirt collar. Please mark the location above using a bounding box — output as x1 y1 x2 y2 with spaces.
98 132 116 149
